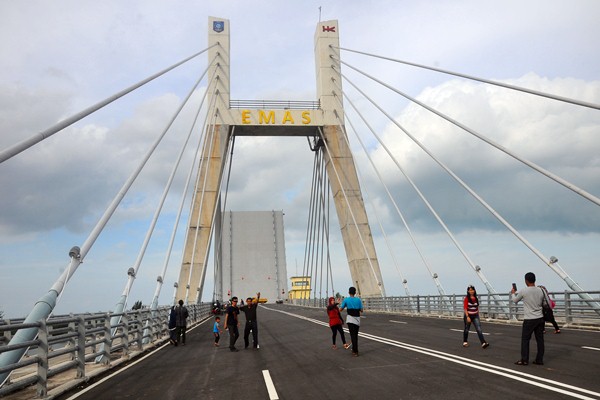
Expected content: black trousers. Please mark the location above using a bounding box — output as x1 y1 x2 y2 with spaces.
244 320 259 348
228 324 239 349
330 324 346 345
348 323 360 353
175 325 187 344
521 317 545 363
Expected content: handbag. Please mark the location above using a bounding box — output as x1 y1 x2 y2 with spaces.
541 287 552 321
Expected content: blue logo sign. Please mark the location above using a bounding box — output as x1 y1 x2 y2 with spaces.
213 21 225 33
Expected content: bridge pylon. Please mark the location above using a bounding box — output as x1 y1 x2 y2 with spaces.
176 17 385 302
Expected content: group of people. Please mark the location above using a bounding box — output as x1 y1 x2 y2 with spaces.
327 286 364 357
168 299 189 346
463 272 560 366
171 273 558 366
216 292 262 352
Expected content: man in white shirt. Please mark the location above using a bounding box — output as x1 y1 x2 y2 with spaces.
511 272 545 366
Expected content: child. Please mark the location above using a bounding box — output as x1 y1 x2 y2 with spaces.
213 316 222 346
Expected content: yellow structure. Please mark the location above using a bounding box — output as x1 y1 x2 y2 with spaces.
288 276 311 300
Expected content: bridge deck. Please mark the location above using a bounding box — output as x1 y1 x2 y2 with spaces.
50 304 600 399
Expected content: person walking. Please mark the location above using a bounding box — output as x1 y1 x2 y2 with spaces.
339 286 363 357
168 305 177 346
327 296 349 350
224 297 240 352
213 316 223 347
240 292 261 349
462 285 490 349
511 272 545 366
174 299 189 346
539 285 560 334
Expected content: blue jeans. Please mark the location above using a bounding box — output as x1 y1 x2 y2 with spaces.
463 314 486 343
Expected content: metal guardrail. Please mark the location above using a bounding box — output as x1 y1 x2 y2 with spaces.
229 99 321 109
0 303 212 398
291 290 600 326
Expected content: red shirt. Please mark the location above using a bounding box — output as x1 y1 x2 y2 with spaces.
327 306 343 326
463 296 479 316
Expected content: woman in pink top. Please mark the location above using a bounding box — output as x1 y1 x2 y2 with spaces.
463 285 490 349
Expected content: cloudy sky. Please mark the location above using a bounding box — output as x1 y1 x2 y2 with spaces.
1 1 599 318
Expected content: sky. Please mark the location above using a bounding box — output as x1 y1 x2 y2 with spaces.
1 1 599 318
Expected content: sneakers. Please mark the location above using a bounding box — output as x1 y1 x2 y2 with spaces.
343 344 350 350
482 342 489 349
554 329 561 334
214 343 219 347
332 345 338 350
463 342 469 347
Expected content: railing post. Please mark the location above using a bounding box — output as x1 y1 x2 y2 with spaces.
121 312 130 356
416 295 420 314
36 319 48 398
76 316 85 379
68 314 76 360
564 291 572 324
136 311 143 349
99 314 111 365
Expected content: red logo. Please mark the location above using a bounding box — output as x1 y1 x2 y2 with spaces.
322 26 336 32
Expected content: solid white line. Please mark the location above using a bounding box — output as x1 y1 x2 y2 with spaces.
262 370 279 400
263 306 600 400
582 346 600 351
450 328 489 335
64 318 210 400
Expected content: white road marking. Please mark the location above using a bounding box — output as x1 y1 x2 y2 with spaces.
262 369 280 400
582 346 600 351
450 328 490 335
64 319 210 399
264 306 600 400
389 320 407 324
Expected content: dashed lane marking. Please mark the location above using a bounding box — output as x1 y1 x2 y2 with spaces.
262 369 280 400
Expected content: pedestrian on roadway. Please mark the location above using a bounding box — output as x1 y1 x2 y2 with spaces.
539 285 560 334
168 305 177 345
224 296 240 352
511 272 545 366
326 296 349 350
462 285 490 349
239 292 261 349
339 286 363 357
174 299 189 346
213 316 223 347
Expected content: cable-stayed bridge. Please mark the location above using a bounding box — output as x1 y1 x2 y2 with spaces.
1 16 600 399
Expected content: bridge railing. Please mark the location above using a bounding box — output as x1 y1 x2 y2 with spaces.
361 291 600 326
229 99 321 109
291 290 600 327
0 303 212 398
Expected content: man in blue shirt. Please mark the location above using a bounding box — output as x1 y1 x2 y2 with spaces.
339 286 363 357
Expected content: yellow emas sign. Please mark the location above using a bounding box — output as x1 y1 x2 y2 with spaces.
240 110 314 126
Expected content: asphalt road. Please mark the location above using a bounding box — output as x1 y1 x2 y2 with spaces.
58 304 600 400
